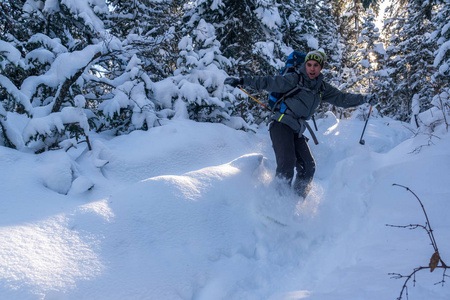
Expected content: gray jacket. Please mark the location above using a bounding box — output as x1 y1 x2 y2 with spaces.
243 64 367 133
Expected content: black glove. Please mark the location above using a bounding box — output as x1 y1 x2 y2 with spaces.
224 77 243 88
366 94 378 106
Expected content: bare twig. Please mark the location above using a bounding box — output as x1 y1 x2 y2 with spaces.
391 184 441 258
387 184 449 299
408 133 440 154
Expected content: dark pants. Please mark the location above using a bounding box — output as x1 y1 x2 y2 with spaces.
269 121 316 198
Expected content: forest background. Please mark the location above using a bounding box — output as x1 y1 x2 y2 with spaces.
0 0 449 152
0 1 450 299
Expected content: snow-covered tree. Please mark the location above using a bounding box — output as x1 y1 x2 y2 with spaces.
0 1 125 152
426 0 450 131
107 0 185 81
153 19 255 129
184 0 274 76
0 1 102 151
277 0 318 53
335 0 366 64
431 0 449 89
95 54 158 135
327 0 371 119
382 0 438 121
314 0 343 85
351 10 381 94
0 0 177 151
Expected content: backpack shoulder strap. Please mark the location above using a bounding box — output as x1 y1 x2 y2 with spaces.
270 74 309 115
320 81 326 94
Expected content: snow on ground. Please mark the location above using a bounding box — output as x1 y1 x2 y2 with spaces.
0 113 449 300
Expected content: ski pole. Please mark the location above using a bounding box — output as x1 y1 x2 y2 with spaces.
359 105 372 145
238 87 269 110
359 78 373 145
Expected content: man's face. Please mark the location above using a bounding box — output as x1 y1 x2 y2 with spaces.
305 60 322 80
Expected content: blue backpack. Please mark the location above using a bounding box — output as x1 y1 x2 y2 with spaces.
268 50 307 110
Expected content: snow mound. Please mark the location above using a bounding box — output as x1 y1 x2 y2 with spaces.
1 118 450 300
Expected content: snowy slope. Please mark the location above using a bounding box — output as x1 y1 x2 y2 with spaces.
0 114 449 300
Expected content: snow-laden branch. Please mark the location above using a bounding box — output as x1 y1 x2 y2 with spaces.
20 44 106 100
0 75 33 114
23 107 89 146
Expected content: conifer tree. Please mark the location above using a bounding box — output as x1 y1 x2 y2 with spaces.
380 2 407 118
0 1 125 151
337 0 366 57
314 0 343 85
167 19 242 126
1 0 184 151
186 0 269 76
331 0 369 100
182 0 275 126
429 0 449 129
352 10 381 94
95 54 158 135
431 0 449 88
277 0 318 54
107 0 184 81
382 0 437 121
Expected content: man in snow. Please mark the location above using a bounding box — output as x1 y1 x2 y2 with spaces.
224 50 378 198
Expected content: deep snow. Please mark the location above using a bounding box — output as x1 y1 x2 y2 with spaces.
1 112 450 300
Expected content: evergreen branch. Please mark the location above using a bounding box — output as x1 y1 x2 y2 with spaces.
51 51 102 113
0 117 17 149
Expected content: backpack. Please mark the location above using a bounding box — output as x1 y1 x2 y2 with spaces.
268 50 307 110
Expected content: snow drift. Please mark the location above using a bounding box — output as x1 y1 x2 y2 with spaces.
0 115 449 300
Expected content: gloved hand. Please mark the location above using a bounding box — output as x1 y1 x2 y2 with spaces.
366 94 378 106
224 77 243 88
